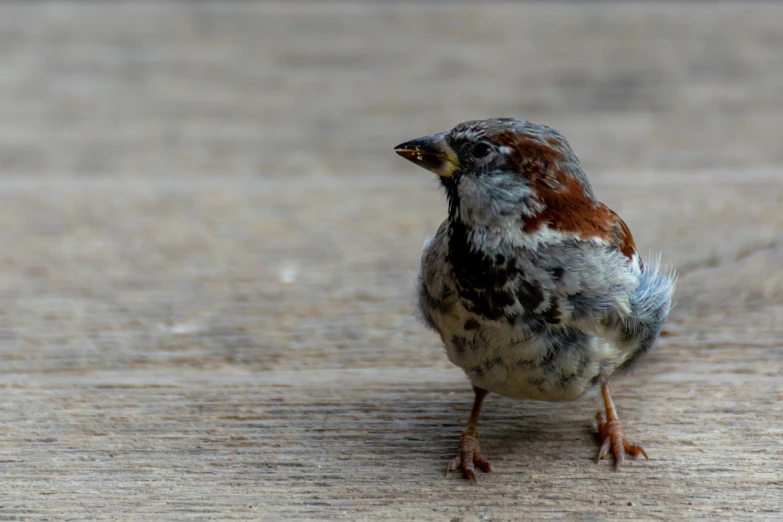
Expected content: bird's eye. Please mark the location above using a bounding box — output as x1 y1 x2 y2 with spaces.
471 142 493 159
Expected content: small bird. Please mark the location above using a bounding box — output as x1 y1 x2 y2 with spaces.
394 118 676 482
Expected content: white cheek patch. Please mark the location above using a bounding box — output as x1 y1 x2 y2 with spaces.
456 172 540 229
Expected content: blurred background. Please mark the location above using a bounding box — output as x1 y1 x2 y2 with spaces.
3 2 782 179
2 3 782 518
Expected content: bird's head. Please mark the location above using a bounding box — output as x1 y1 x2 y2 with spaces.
394 118 594 215
394 118 593 214
395 118 637 258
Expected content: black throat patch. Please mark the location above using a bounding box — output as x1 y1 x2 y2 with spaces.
445 183 559 325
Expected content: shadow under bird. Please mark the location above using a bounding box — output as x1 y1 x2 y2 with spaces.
394 118 676 482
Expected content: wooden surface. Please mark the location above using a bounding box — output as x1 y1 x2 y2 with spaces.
1 3 782 521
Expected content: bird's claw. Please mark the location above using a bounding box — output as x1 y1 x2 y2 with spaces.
446 433 492 483
595 412 648 470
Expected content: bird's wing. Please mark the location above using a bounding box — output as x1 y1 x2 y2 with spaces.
514 204 641 329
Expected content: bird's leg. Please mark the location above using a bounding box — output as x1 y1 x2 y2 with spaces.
595 378 649 470
446 386 492 483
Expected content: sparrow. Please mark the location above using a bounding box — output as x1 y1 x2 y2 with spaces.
394 118 676 482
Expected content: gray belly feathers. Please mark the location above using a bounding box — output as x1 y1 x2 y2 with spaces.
417 222 675 402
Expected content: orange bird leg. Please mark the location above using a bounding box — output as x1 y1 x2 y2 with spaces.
596 379 649 470
446 386 492 483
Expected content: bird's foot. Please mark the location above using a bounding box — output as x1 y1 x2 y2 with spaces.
446 433 492 483
595 412 648 470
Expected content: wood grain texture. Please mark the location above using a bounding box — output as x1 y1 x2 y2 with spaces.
1 175 781 521
0 2 782 521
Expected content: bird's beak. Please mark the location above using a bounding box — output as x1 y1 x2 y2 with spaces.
394 132 460 178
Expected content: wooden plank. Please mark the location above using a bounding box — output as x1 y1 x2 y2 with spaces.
0 175 781 520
